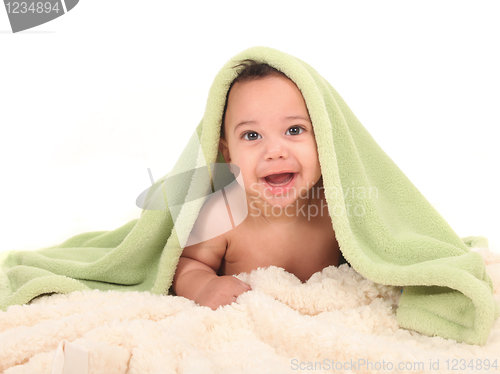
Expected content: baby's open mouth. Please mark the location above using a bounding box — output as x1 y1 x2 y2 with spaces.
264 173 295 186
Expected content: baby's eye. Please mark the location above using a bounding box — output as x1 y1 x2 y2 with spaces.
286 126 305 136
242 131 261 141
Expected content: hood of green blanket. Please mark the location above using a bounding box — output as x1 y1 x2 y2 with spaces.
202 47 351 247
159 45 473 269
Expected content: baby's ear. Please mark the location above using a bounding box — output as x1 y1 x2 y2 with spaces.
218 138 231 164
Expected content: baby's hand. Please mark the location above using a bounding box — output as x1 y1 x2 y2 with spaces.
195 275 252 310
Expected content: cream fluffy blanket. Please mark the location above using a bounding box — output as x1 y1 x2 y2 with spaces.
1 248 499 374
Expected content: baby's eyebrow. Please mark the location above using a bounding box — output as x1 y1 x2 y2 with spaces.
233 120 256 134
233 116 311 134
285 115 311 122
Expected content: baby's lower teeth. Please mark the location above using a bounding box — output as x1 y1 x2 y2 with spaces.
268 175 292 186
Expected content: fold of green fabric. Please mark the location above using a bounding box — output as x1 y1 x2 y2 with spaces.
1 46 497 345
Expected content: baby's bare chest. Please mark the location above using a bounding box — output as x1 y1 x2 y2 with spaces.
219 215 340 282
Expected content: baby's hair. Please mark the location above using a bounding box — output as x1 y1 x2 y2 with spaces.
220 59 288 139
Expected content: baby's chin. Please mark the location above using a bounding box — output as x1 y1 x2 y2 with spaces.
260 183 315 197
247 187 314 206
246 194 316 221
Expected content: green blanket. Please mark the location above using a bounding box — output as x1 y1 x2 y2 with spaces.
1 46 497 345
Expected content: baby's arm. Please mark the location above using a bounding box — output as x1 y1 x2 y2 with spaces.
172 235 251 309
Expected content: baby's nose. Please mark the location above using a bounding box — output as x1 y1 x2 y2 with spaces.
264 141 289 160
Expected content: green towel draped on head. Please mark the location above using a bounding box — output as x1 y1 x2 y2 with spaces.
1 46 497 345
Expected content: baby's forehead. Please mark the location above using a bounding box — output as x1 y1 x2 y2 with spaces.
224 76 310 124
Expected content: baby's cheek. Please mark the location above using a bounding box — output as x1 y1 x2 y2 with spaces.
245 179 260 196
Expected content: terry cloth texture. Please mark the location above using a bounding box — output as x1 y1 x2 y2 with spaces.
0 46 498 345
1 248 500 373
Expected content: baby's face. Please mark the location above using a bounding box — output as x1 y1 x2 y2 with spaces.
219 75 321 208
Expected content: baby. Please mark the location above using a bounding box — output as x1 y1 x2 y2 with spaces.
172 60 343 310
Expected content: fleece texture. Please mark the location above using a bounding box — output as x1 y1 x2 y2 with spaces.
0 46 497 345
1 248 499 373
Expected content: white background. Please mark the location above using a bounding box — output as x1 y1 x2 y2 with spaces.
1 1 499 253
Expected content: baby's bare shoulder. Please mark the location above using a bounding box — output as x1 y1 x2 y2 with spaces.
181 190 231 272
185 189 233 247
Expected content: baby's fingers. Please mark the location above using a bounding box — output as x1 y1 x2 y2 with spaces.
233 277 252 291
231 281 251 298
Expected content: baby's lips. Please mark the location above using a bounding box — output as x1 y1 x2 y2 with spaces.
264 172 294 184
